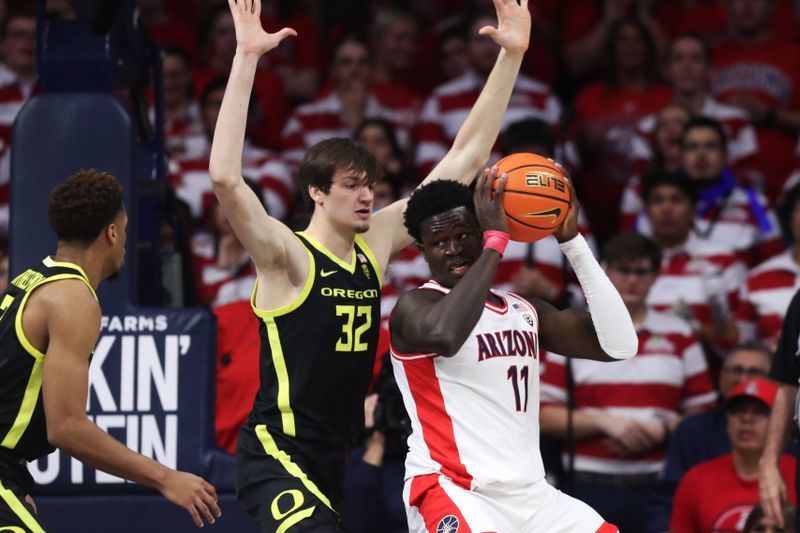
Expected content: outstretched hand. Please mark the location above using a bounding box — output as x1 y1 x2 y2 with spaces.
479 0 531 55
474 166 509 233
550 162 580 243
228 0 296 57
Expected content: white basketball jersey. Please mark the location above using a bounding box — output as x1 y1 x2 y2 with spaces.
391 281 545 491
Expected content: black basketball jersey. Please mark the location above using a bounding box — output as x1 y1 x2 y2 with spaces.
248 232 381 448
0 257 96 461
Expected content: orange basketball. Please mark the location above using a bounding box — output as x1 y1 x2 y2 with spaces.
492 152 571 242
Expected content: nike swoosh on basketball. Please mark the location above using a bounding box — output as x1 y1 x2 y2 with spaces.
520 207 562 221
320 269 338 277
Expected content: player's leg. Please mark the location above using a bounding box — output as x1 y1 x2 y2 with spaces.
236 425 343 532
523 480 618 533
404 473 514 533
0 480 45 533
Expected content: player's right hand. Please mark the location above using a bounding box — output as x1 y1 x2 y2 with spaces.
474 166 509 234
228 0 296 57
759 461 788 527
159 470 221 528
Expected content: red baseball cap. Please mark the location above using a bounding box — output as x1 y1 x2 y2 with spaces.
725 377 778 409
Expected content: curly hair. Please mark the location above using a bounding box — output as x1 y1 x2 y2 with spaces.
403 180 475 243
47 169 124 244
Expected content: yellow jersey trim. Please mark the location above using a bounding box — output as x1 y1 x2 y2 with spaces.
353 235 383 287
42 257 97 301
0 481 46 533
4 273 95 450
297 232 356 273
264 317 295 436
251 248 316 320
255 424 333 511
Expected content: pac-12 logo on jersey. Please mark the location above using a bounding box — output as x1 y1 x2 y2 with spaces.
523 313 534 327
437 515 459 533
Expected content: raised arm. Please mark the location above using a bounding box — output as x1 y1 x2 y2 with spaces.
391 171 508 356
39 282 220 528
366 0 531 265
208 0 305 281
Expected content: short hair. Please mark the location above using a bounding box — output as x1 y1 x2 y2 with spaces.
682 115 728 153
777 182 800 244
500 118 556 157
642 171 698 206
48 170 124 244
298 138 384 206
602 232 662 270
201 76 228 108
744 503 795 532
1 8 35 40
727 341 774 362
669 33 711 64
369 6 417 45
404 180 475 243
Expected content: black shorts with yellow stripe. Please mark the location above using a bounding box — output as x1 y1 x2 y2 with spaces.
235 424 346 533
0 477 44 533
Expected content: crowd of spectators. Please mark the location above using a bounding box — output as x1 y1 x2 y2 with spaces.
4 0 800 531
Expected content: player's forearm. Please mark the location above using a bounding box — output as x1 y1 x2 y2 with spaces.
760 384 797 465
560 235 638 359
48 416 171 490
424 49 524 186
539 405 604 440
209 51 260 188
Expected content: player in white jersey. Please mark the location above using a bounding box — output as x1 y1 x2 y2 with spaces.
389 169 639 533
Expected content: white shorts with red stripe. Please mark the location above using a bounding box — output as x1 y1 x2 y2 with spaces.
404 473 617 533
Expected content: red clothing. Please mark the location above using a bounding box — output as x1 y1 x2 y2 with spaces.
261 14 322 73
146 18 197 59
712 37 800 203
214 300 261 454
671 453 797 533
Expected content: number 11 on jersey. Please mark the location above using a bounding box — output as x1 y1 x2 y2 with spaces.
507 365 529 412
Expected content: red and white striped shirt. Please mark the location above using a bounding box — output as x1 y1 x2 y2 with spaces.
281 89 418 168
150 102 207 159
646 234 747 328
391 282 545 489
191 232 257 308
736 249 800 346
415 70 561 177
632 184 784 266
169 145 295 222
540 310 716 474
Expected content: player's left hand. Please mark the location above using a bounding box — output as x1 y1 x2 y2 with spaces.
229 0 296 57
551 163 580 243
479 0 531 56
474 166 509 234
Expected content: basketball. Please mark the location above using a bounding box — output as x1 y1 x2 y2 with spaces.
492 152 571 242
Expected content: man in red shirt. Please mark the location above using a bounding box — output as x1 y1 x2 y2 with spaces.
671 377 797 532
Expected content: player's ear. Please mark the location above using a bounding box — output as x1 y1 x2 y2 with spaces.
308 185 324 205
104 223 117 245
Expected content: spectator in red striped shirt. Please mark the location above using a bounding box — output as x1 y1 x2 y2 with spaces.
0 8 36 236
737 183 800 349
170 77 295 224
540 231 716 533
281 35 419 170
640 171 745 359
636 117 784 266
155 45 205 159
414 9 561 178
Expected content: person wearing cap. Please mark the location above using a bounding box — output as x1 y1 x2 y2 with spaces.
671 377 797 533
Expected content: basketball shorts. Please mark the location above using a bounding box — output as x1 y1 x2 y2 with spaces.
404 473 619 533
235 424 345 533
0 478 44 533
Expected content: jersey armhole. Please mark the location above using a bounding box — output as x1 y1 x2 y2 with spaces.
251 247 316 318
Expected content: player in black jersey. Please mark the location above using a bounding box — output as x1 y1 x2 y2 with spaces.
210 1 532 530
0 170 220 532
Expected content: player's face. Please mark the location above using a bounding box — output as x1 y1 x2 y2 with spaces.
106 209 128 279
605 258 658 307
726 398 770 452
419 207 482 288
667 38 708 94
719 350 770 397
646 185 695 242
681 127 727 181
319 169 375 233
